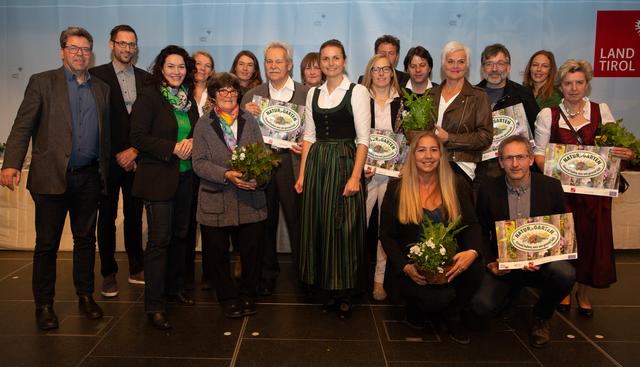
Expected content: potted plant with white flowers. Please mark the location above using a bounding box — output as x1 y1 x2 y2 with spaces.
229 143 281 186
406 215 466 284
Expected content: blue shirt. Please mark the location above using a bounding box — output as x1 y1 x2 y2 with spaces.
64 68 99 169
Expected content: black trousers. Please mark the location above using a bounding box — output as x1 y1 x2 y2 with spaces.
399 258 483 320
143 172 193 313
184 174 201 287
31 165 100 306
471 261 576 320
97 160 143 277
263 152 300 280
201 221 265 303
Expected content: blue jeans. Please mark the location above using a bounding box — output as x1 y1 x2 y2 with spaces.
143 171 193 313
31 165 100 306
471 261 576 319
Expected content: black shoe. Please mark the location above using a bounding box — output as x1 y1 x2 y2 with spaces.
577 305 594 318
445 317 470 345
556 296 571 314
258 278 275 297
556 303 571 314
405 314 427 330
242 300 257 316
223 300 244 319
530 317 551 348
78 295 103 319
576 294 594 318
167 292 195 306
35 305 59 330
338 300 352 320
147 312 171 330
321 297 338 313
201 278 212 290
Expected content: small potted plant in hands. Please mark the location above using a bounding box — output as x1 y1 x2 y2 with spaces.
229 143 281 187
399 88 436 143
406 215 466 284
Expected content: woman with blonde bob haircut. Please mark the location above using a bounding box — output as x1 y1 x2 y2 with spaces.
534 58 635 319
380 131 483 344
427 41 492 183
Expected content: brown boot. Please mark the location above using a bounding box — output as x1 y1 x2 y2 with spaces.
530 317 551 348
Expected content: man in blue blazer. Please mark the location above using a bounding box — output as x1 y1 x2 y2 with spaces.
90 24 150 298
472 135 575 348
0 27 110 330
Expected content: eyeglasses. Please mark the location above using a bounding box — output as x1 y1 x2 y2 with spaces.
113 40 137 49
66 45 92 55
217 89 239 97
482 61 509 69
500 154 530 163
371 66 392 74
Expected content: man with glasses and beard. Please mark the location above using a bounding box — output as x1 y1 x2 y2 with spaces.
474 44 540 195
90 25 151 298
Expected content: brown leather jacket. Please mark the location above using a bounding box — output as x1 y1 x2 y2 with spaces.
429 79 493 162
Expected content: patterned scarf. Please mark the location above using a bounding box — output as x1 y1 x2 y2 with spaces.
213 104 240 151
160 84 192 112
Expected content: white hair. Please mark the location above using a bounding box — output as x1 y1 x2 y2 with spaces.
264 40 293 65
440 40 471 80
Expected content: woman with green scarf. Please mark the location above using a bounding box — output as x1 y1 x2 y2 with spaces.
130 45 199 330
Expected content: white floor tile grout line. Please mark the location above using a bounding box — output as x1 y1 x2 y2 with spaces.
525 288 623 367
369 305 391 367
229 314 249 367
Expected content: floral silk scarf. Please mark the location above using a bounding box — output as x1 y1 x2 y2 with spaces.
213 105 240 152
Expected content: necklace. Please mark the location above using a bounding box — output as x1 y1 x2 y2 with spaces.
563 101 583 118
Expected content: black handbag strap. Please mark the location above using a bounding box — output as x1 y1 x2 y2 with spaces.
557 107 584 145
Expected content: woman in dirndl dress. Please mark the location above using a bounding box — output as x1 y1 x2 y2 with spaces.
295 39 371 319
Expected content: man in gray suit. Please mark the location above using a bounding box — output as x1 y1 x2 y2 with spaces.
0 27 110 330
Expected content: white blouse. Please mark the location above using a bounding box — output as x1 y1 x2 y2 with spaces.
370 89 400 131
303 76 371 146
436 91 476 180
533 97 615 156
196 89 209 117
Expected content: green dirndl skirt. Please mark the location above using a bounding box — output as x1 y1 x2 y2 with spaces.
298 139 366 290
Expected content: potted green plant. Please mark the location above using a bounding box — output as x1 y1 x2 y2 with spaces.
406 215 466 284
595 119 640 166
399 88 436 143
229 143 281 186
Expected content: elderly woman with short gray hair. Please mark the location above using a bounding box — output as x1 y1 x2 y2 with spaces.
192 72 267 319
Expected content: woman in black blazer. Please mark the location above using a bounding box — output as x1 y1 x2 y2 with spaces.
380 131 483 344
130 45 199 330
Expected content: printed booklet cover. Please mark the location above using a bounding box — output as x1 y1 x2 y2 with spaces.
542 143 621 197
496 213 577 270
482 103 533 161
252 95 305 149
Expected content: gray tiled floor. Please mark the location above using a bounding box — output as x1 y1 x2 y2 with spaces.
0 250 638 367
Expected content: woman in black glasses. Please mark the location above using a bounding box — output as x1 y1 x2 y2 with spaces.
192 72 267 319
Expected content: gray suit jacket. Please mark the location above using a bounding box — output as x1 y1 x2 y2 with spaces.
2 67 110 194
192 109 267 227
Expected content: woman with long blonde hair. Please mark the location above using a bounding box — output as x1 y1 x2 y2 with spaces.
380 131 483 344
